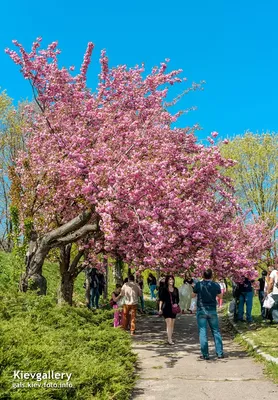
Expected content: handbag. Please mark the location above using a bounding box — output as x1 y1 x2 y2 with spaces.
263 294 275 309
169 290 181 314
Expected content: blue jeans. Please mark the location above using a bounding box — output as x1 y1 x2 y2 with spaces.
197 310 223 357
90 287 100 308
150 284 156 299
238 291 253 322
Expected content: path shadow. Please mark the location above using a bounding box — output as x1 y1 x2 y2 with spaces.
131 313 251 399
133 313 248 359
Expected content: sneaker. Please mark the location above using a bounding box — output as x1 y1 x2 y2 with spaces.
200 355 210 360
217 354 224 359
130 331 136 336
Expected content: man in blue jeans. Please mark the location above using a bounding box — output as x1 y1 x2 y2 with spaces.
192 269 224 360
237 277 254 322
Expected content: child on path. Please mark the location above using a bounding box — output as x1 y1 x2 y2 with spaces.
111 284 123 327
217 279 226 308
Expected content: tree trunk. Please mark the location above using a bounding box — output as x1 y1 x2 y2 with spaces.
85 271 91 308
103 256 108 300
58 244 86 306
58 270 74 306
156 266 161 281
58 244 72 305
21 209 98 295
20 230 48 295
113 255 123 283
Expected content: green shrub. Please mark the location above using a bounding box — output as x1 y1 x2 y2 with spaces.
0 252 137 400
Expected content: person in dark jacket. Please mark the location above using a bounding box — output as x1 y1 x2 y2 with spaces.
97 272 106 297
237 277 254 323
89 268 100 309
258 271 267 316
159 275 180 345
157 275 166 311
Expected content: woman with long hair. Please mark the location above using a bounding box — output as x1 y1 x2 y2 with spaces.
159 275 180 345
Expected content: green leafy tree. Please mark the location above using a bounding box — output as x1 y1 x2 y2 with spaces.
0 91 26 250
220 131 278 257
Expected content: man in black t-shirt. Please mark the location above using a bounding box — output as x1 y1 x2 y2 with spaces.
237 277 254 322
192 269 224 360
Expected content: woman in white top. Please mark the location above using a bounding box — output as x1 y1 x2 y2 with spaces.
267 268 278 295
267 267 278 323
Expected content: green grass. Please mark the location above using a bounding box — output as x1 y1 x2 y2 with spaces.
227 294 278 382
232 296 278 358
0 252 137 400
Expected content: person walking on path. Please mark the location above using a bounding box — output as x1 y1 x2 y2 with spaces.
192 268 224 360
116 274 142 335
237 277 254 322
159 275 180 345
147 273 157 300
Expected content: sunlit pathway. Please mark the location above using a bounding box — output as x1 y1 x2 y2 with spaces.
131 314 278 400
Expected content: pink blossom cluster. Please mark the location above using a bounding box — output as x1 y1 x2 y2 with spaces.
6 39 272 280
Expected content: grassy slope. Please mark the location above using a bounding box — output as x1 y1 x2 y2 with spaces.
0 252 137 400
229 294 278 383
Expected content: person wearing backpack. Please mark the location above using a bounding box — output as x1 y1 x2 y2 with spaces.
192 269 224 360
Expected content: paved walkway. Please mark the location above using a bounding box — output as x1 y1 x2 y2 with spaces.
131 313 278 400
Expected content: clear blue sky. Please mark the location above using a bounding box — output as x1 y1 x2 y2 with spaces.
1 0 278 142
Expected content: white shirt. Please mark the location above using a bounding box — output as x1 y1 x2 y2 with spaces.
120 282 142 305
270 269 278 294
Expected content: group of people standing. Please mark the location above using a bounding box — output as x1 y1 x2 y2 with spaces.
233 265 278 323
87 264 278 360
157 269 224 359
109 269 225 360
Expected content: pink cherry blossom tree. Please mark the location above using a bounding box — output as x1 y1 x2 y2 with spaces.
6 38 272 303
